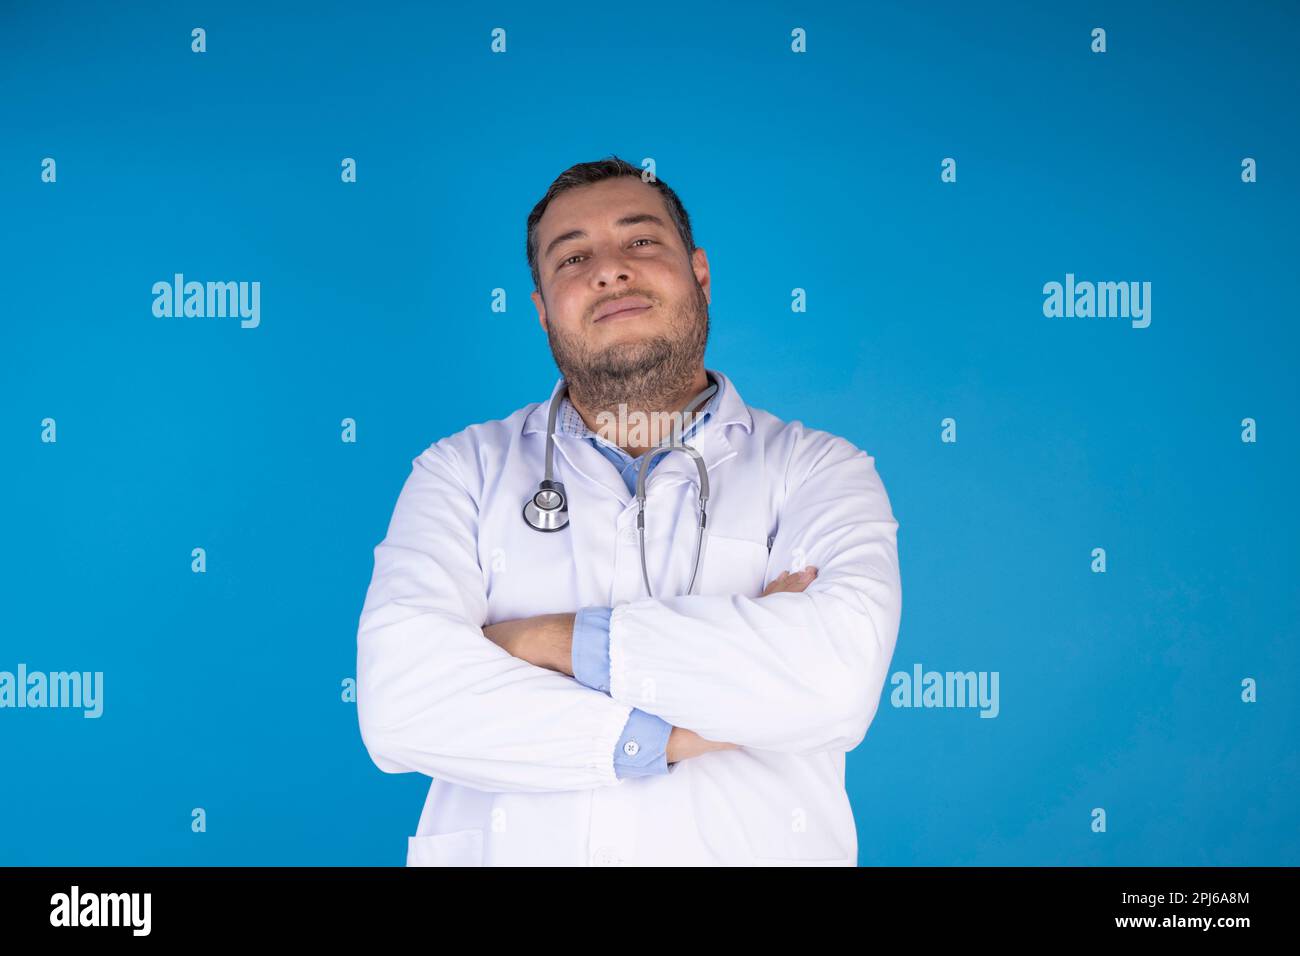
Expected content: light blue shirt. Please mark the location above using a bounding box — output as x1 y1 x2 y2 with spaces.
562 376 720 778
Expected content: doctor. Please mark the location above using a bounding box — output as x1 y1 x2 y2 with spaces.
355 156 902 866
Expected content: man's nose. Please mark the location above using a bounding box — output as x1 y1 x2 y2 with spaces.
590 251 636 286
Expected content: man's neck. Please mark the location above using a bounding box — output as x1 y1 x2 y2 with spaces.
569 367 711 458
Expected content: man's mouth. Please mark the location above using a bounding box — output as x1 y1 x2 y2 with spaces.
594 296 654 323
596 305 652 323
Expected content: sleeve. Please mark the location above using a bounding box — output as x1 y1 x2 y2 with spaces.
572 606 671 777
606 429 902 755
355 439 636 793
572 605 613 692
613 708 673 778
572 607 673 776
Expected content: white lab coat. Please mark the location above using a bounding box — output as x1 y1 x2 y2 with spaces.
355 368 902 866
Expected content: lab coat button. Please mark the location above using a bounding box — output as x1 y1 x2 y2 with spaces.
622 528 638 546
623 739 640 757
592 845 620 866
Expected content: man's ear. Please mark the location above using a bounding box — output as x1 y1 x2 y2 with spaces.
691 247 711 305
531 289 548 332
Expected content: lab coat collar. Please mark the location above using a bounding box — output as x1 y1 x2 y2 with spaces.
522 367 754 501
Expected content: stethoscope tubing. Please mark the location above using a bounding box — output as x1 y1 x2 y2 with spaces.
525 374 718 598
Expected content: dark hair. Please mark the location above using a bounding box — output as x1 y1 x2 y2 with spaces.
525 155 696 293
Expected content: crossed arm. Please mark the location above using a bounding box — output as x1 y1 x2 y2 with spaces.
481 568 820 765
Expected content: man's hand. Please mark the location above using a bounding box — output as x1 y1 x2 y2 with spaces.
482 612 576 676
761 566 818 597
667 726 741 762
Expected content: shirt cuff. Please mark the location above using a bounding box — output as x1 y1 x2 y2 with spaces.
613 707 672 778
572 605 613 693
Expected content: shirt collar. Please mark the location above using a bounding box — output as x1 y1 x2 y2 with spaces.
557 373 719 452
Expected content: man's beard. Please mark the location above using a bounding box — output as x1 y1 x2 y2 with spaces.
545 281 710 413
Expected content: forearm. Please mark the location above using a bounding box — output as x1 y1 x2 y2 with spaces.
359 606 638 793
357 444 636 793
482 612 576 676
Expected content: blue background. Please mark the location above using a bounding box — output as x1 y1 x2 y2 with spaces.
1 0 1295 865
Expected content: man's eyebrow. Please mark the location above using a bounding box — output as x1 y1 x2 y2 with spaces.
543 213 668 261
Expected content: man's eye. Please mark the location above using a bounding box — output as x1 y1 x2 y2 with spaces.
559 240 653 269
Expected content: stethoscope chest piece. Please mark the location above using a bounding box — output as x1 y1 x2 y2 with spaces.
523 479 569 532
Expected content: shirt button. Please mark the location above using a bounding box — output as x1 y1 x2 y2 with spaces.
623 739 640 757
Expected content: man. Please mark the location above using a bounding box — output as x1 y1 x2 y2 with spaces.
355 156 902 866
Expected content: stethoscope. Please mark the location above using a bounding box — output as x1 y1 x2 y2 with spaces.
522 374 719 598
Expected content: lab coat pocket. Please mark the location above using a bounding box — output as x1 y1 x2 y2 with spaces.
695 533 769 597
406 828 484 867
728 754 857 866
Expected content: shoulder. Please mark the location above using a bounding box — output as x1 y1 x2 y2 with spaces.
739 402 896 533
744 403 881 489
411 401 537 486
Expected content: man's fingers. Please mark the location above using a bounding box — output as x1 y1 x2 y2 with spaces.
761 566 818 596
789 567 817 590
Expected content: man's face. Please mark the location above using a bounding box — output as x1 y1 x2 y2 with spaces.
530 176 711 407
